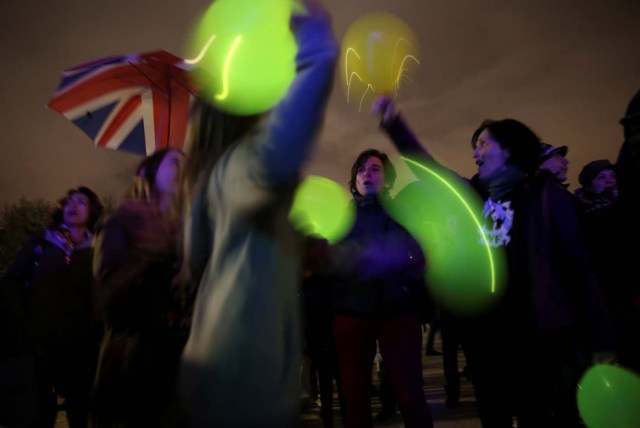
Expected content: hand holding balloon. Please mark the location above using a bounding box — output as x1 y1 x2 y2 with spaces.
371 94 398 125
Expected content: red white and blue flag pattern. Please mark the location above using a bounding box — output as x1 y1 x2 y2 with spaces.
48 50 199 156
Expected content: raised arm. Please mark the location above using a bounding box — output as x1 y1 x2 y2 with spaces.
371 95 434 162
254 0 339 186
371 95 470 189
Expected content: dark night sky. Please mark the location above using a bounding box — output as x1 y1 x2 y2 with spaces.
1 0 639 204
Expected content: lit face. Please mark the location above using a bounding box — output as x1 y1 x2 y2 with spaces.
590 168 616 194
540 154 569 182
355 156 386 196
473 129 510 181
63 192 90 228
155 150 184 198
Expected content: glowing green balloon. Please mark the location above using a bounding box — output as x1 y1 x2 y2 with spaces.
383 156 507 316
577 364 640 428
186 0 297 115
289 176 355 244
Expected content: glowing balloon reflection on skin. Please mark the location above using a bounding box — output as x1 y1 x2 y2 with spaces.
383 156 507 316
340 12 420 112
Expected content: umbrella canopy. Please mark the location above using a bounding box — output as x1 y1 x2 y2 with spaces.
48 50 199 156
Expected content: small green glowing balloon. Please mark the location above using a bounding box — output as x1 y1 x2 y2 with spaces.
383 157 506 316
187 0 298 115
577 364 640 428
289 176 355 244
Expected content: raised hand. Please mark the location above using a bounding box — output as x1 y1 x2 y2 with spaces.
371 94 398 125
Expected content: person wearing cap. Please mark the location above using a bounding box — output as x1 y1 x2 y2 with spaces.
538 143 569 183
574 159 618 215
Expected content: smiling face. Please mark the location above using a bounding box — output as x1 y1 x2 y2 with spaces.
473 129 511 181
355 156 386 196
540 153 569 182
63 192 90 228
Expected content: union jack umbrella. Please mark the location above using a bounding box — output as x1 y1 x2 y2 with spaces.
47 50 199 156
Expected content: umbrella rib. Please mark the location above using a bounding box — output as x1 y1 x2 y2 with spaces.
128 60 173 147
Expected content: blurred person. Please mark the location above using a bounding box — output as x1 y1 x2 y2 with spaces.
0 186 104 428
373 95 613 428
538 143 569 183
617 89 640 213
424 309 442 356
90 148 188 428
176 1 338 426
300 267 346 428
615 89 640 372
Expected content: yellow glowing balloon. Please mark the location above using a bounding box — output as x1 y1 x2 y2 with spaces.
340 12 420 111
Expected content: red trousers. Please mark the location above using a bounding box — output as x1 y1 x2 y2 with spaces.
334 314 433 428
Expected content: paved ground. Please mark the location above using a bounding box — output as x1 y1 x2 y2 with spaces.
55 329 479 427
300 329 481 428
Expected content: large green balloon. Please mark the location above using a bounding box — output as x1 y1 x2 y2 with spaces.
577 364 640 428
186 0 298 115
289 176 355 244
384 156 507 316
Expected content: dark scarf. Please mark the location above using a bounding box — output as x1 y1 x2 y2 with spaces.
351 190 391 208
479 164 525 201
574 187 618 215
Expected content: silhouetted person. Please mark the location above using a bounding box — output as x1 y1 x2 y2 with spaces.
614 89 640 372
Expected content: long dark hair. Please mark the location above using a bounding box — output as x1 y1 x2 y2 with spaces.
130 148 183 203
181 102 261 201
179 101 261 285
50 186 104 231
471 119 542 175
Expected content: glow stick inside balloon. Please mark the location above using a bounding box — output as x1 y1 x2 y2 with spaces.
340 12 420 112
289 176 356 244
383 156 506 316
185 0 298 115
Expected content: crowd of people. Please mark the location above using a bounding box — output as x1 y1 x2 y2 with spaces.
1 1 639 426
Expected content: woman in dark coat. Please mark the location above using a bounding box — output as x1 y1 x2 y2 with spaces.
91 148 188 427
372 95 613 428
328 149 434 428
0 186 104 428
